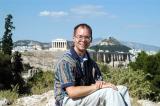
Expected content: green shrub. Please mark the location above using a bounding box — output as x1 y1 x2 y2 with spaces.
27 71 54 95
0 85 19 103
99 64 152 100
129 51 160 101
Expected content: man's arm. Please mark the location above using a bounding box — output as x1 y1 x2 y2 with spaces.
65 84 97 99
65 81 117 99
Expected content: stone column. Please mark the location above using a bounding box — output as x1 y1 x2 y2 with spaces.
55 42 57 48
65 42 67 49
53 42 55 48
108 54 110 62
59 42 61 48
103 53 106 63
58 42 60 48
62 42 64 48
56 42 58 48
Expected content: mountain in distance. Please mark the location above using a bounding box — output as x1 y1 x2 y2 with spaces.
120 41 160 52
92 37 160 52
90 37 102 46
90 37 131 52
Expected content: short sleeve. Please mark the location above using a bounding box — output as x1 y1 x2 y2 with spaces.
56 60 76 90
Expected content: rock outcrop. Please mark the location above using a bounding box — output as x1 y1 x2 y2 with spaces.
22 50 65 71
12 90 55 106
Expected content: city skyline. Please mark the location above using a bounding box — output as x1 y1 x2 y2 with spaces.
0 0 160 47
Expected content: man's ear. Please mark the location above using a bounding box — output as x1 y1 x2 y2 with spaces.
73 36 75 41
72 36 75 47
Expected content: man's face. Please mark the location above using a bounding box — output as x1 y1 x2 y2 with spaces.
73 27 91 53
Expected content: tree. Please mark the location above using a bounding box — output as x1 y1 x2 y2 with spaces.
0 39 2 51
145 53 160 101
11 51 25 92
129 51 148 71
129 51 160 101
12 51 23 74
0 52 13 89
2 14 15 55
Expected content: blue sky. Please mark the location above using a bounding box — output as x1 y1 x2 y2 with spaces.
0 0 160 47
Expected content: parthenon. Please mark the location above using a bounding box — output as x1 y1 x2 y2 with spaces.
51 39 72 51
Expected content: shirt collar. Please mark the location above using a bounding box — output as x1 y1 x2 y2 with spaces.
70 47 90 62
79 54 88 63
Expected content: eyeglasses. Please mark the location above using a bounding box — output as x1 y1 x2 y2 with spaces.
75 35 91 42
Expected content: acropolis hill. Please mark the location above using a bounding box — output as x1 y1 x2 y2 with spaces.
22 50 65 71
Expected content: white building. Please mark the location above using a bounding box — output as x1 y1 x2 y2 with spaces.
50 38 72 51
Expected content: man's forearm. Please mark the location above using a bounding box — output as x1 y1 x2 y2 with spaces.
65 84 97 99
65 81 117 99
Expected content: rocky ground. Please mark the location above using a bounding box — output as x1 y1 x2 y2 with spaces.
22 50 65 72
0 91 55 106
1 90 160 106
12 90 55 106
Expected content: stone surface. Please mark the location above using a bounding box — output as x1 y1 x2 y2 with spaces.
137 100 160 106
22 50 65 71
0 98 10 106
1 90 159 106
12 90 55 106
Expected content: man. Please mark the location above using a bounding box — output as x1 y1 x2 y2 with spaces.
54 23 131 106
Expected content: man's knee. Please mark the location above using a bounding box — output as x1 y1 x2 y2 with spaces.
117 85 128 91
99 88 120 97
87 88 116 99
117 85 129 96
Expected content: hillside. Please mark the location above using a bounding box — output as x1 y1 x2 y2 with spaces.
120 41 160 52
91 37 160 52
90 37 131 52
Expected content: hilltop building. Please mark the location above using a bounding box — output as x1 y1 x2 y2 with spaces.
99 37 120 46
50 38 72 51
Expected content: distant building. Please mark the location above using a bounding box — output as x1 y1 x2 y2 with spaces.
28 41 42 50
13 41 42 52
99 37 119 46
50 38 72 51
99 40 115 46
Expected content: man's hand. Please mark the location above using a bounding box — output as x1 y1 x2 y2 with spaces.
65 81 117 99
94 81 118 90
102 82 118 90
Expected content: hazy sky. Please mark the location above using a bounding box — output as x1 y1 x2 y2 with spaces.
0 0 160 47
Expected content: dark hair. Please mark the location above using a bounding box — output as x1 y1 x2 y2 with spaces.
73 23 92 42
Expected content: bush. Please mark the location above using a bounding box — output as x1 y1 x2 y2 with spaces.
0 85 19 103
27 71 54 94
99 64 152 100
129 51 160 101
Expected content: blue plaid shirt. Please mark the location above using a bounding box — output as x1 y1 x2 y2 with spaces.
54 47 103 106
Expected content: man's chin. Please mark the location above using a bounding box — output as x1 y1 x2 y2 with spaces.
79 47 87 51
